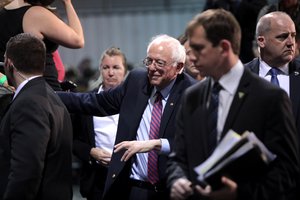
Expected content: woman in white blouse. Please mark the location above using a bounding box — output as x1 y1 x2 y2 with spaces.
73 47 128 200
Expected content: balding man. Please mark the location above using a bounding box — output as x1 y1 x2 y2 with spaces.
245 10 300 198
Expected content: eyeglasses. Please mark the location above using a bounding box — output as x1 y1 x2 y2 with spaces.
143 57 174 68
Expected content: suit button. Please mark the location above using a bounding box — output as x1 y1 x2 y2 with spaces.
112 174 116 179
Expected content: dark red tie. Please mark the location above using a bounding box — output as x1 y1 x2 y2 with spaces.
148 92 162 184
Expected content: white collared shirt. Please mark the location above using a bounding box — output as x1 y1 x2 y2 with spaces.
211 60 244 142
259 60 290 96
93 85 119 154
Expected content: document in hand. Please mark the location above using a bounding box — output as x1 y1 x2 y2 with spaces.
194 130 277 190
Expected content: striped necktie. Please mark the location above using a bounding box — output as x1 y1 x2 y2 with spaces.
148 92 162 184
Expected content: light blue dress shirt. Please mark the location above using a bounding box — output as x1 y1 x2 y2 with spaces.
130 79 175 181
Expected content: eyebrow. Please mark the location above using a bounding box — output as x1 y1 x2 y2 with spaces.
276 31 296 37
189 43 204 51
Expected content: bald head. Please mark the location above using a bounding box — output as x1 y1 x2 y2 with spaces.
256 11 294 37
256 11 296 67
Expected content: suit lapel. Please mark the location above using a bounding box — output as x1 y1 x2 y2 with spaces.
247 58 260 74
221 69 250 137
196 78 212 156
289 61 300 118
129 81 152 140
159 75 184 137
159 95 177 138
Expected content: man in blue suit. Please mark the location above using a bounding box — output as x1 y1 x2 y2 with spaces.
59 34 196 200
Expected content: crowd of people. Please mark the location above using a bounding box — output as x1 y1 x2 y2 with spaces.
0 0 300 200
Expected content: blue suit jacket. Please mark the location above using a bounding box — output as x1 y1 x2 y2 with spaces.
58 68 196 199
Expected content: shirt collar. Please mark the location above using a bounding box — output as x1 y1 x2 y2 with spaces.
259 59 289 77
151 78 176 100
98 84 104 93
214 60 244 96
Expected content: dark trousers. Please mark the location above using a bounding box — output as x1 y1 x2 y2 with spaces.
86 165 108 200
128 180 169 200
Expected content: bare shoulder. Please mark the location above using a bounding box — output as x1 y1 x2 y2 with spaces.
24 6 55 19
23 6 58 37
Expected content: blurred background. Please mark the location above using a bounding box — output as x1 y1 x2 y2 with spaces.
54 0 204 72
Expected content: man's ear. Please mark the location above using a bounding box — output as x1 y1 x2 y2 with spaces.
219 39 231 54
176 62 184 74
257 36 265 48
4 58 14 72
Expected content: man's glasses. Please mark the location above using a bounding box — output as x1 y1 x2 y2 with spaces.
143 57 174 68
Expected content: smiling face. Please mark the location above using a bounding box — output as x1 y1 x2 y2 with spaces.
100 55 126 90
258 14 296 67
147 41 182 90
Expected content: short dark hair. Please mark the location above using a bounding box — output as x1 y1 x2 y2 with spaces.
187 9 241 55
6 33 46 74
99 47 128 74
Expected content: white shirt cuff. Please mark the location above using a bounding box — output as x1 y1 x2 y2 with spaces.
160 138 170 155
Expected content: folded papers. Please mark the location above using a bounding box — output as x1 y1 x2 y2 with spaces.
194 130 277 190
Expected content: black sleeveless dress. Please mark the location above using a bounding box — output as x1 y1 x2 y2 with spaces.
0 6 61 91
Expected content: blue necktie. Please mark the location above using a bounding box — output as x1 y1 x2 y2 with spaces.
270 67 280 86
207 82 222 154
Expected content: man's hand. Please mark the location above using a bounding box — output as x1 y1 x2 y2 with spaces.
114 139 161 161
90 147 111 167
170 178 194 200
194 176 237 200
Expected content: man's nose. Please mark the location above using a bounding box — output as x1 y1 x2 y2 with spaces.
287 35 295 46
147 62 157 71
108 68 114 75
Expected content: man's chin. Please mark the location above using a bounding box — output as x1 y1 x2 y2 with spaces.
149 79 161 86
283 55 294 63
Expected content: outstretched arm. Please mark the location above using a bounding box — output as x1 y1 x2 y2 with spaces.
23 0 84 48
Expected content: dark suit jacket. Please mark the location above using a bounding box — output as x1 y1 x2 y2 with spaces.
167 68 299 200
0 77 73 200
245 58 300 155
72 88 109 198
58 68 196 199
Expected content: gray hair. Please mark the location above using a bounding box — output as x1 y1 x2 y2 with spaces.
147 34 186 66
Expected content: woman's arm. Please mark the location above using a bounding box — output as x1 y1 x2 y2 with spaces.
23 0 84 48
